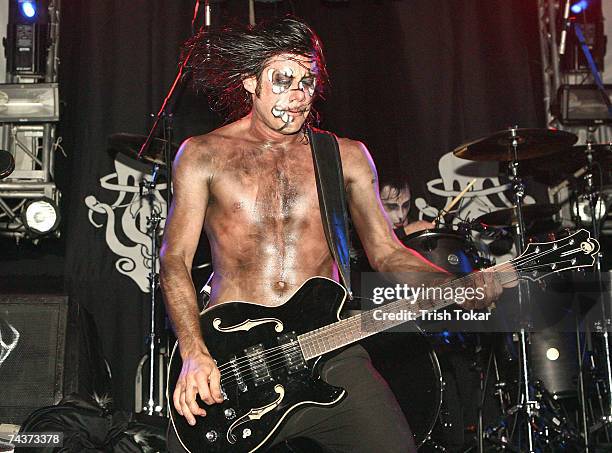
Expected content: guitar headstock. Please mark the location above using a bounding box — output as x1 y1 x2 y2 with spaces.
514 229 600 281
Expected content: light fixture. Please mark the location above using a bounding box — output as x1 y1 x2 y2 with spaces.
21 197 60 236
0 83 58 123
18 0 37 19
571 0 589 14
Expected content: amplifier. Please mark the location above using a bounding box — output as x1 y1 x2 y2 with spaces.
0 294 73 424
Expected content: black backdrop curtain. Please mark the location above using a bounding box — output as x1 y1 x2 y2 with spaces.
3 0 545 411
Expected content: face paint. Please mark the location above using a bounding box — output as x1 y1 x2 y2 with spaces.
268 67 295 95
298 78 316 97
380 185 411 228
256 54 319 133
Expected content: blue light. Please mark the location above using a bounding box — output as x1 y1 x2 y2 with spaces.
20 1 36 18
571 0 589 14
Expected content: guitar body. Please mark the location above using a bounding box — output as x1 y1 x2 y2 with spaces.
168 277 348 453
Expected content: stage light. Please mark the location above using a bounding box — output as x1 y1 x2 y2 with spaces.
571 0 589 14
19 0 36 19
546 347 560 361
21 198 60 236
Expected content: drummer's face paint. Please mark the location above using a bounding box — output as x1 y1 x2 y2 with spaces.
380 184 411 229
243 54 318 134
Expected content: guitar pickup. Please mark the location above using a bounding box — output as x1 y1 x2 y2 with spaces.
245 344 274 387
277 332 307 373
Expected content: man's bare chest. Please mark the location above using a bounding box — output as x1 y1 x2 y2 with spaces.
209 147 321 227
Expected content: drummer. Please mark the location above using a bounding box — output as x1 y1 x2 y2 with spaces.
379 176 434 239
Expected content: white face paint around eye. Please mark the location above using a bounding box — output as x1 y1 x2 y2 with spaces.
298 78 316 97
268 67 295 95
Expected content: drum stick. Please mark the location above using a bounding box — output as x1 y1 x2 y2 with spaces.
435 178 477 222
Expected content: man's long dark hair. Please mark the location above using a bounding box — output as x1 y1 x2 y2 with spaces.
182 17 329 124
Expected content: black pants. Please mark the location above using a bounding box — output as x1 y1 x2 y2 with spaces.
167 345 417 453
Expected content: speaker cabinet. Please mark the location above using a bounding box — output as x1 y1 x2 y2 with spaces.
0 294 70 423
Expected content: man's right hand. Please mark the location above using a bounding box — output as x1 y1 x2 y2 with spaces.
173 347 224 425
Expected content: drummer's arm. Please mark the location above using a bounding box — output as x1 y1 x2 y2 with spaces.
403 220 435 237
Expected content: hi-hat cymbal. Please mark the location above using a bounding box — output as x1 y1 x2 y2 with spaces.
475 203 561 227
522 143 612 185
108 133 177 167
453 128 578 162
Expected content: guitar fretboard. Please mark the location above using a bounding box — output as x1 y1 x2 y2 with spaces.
297 269 500 360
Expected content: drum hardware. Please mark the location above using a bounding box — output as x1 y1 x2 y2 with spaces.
454 126 583 452
108 132 175 168
106 130 176 415
138 164 168 417
132 1 210 417
522 143 611 187
402 228 486 275
107 132 173 416
474 204 561 230
580 142 612 443
452 128 578 162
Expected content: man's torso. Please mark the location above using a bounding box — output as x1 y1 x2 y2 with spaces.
198 121 344 307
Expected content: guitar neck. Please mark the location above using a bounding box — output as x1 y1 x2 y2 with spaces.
298 261 514 360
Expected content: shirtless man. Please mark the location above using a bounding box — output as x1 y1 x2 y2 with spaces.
160 17 507 452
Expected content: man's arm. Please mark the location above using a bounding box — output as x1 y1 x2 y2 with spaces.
160 137 223 426
341 139 441 275
340 139 505 306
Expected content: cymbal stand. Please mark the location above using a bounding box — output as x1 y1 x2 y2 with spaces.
506 126 538 452
141 164 165 416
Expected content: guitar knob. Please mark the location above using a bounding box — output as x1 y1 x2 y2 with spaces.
205 430 218 442
224 408 236 419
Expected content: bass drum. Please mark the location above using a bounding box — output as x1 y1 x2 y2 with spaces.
360 332 442 448
401 228 486 274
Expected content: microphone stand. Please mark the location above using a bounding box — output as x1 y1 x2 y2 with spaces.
136 0 211 416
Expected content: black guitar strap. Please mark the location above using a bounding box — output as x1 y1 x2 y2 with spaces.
307 127 353 299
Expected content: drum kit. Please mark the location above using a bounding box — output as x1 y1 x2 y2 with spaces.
388 126 611 452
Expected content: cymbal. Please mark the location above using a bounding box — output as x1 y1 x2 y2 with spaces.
475 203 561 227
522 143 612 185
453 128 578 162
108 133 177 167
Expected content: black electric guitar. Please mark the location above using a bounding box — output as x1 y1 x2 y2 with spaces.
168 229 600 453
